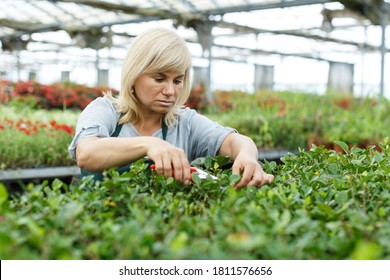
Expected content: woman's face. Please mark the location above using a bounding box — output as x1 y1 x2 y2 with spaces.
133 71 185 116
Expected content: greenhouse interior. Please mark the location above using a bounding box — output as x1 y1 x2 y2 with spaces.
1 0 390 262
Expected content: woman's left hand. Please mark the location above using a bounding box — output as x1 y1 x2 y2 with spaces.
232 154 274 189
219 133 274 189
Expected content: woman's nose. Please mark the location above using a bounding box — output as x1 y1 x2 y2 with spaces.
162 82 174 95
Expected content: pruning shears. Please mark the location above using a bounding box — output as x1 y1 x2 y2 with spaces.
150 164 218 181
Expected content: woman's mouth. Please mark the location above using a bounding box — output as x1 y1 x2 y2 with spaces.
156 100 174 107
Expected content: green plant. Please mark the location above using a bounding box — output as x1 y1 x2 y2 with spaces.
205 90 390 150
0 107 77 169
1 142 389 260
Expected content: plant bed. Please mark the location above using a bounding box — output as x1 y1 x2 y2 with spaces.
0 79 114 110
0 166 80 182
0 165 80 196
258 148 298 164
2 89 389 170
0 149 292 184
206 90 390 151
1 139 389 260
0 107 76 170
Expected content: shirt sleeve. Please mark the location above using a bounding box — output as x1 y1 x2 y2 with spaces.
184 109 237 160
68 96 119 161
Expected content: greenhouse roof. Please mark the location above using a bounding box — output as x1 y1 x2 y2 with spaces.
1 0 389 97
1 0 389 54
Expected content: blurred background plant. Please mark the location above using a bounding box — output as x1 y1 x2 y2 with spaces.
1 79 389 169
0 106 77 169
0 79 117 110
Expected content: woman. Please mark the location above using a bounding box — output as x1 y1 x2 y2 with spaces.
68 27 274 189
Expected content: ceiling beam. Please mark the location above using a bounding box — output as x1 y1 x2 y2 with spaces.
0 16 160 40
2 0 388 56
214 20 387 52
0 18 44 31
213 43 346 63
2 16 386 53
337 0 390 25
204 0 336 15
52 0 189 20
43 0 388 52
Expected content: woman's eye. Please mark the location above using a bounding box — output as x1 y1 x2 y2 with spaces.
155 78 164 83
174 79 183 85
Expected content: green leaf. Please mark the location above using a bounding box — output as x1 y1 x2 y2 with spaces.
229 174 241 185
377 207 386 217
335 190 349 205
328 163 339 174
166 177 174 185
170 231 189 251
0 183 8 208
214 155 231 167
372 153 384 164
204 156 213 169
349 241 382 260
334 140 349 153
317 203 335 218
277 210 291 230
192 173 202 185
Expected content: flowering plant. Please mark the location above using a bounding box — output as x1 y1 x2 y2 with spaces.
185 85 208 112
0 110 76 169
0 79 117 110
1 143 389 260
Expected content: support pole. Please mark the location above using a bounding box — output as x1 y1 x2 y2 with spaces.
207 33 212 101
379 3 388 101
16 39 21 81
96 49 100 86
360 26 367 97
206 22 213 102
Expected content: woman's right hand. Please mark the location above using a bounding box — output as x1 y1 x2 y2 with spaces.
146 139 192 185
76 136 192 185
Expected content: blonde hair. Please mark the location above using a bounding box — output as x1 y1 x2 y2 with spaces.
106 27 192 126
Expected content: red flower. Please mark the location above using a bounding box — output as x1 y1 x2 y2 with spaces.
56 124 74 135
18 126 31 135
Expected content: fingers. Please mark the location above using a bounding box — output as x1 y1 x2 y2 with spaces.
148 141 191 185
233 161 274 189
148 140 275 188
170 153 191 184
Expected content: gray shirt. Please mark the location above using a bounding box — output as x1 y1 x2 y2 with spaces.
68 96 236 163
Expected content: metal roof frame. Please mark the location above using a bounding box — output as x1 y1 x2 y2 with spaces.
0 0 389 97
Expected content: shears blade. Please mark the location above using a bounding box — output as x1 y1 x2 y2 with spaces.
150 164 218 181
192 167 218 180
